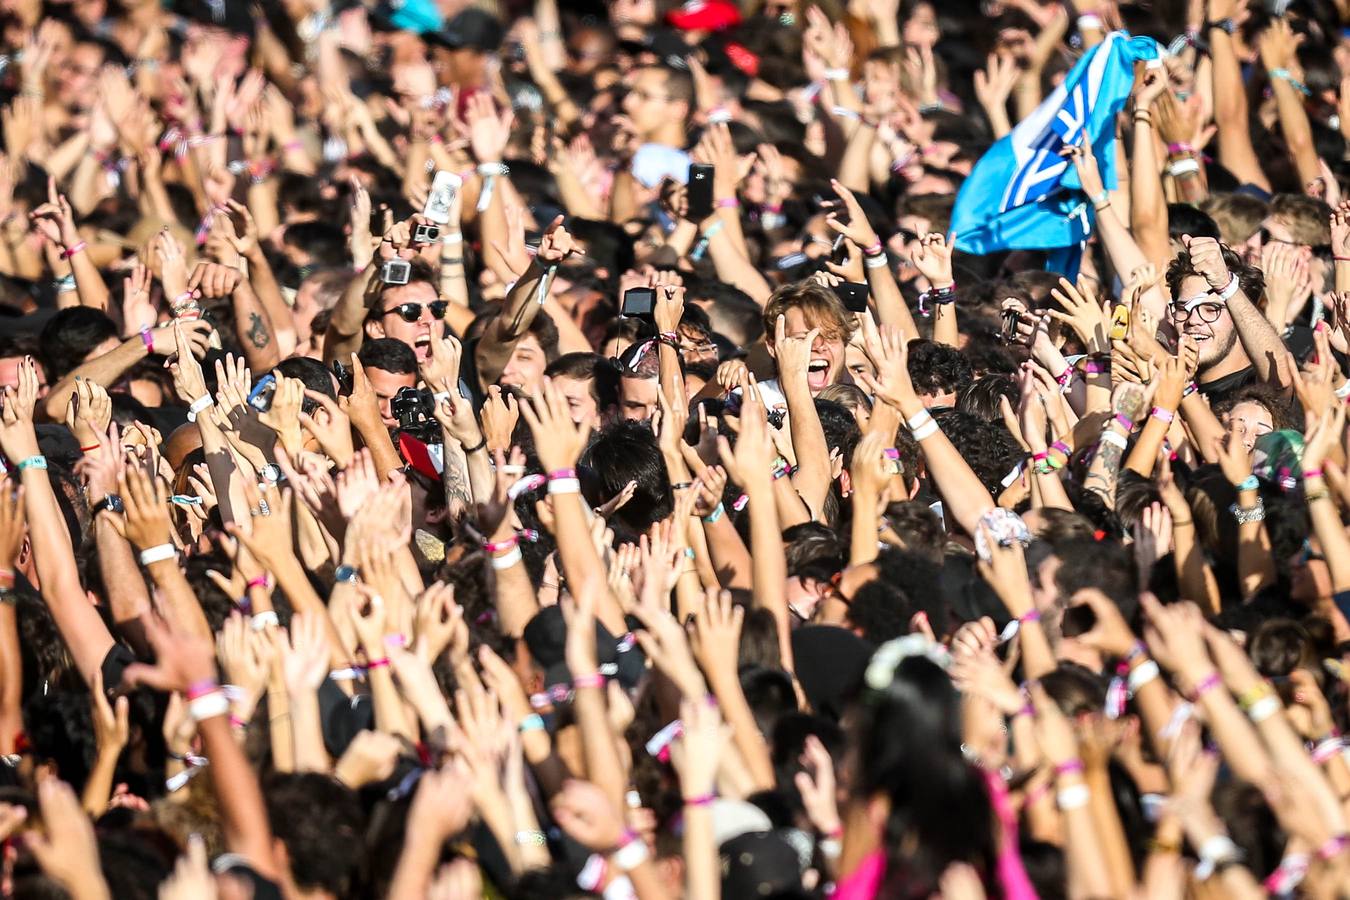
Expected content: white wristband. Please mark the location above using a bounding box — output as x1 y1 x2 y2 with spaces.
1056 783 1091 810
610 836 650 872
905 409 934 431
186 395 213 422
1167 158 1200 177
1337 381 1350 400
490 546 523 570
1128 660 1160 693
864 252 890 269
138 544 178 566
1216 274 1241 302
1100 429 1128 450
441 231 464 245
250 610 280 632
1077 13 1103 28
911 419 940 441
188 691 230 722
547 477 581 495
823 67 850 81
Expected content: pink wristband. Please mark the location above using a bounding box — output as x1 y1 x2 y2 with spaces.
573 672 605 690
714 197 740 209
484 536 519 553
139 327 155 352
245 575 270 590
1150 406 1175 423
61 241 87 260
187 679 220 701
548 468 577 481
1305 468 1324 480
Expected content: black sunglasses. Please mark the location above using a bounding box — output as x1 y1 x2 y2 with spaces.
383 300 449 323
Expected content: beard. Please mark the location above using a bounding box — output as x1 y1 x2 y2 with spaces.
1194 327 1239 373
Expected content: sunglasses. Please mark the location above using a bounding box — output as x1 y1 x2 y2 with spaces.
383 300 449 323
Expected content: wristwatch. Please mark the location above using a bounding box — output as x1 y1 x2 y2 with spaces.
1206 18 1236 33
91 494 125 518
259 463 283 485
335 564 359 584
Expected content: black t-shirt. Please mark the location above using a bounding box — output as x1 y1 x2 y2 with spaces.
1197 365 1257 406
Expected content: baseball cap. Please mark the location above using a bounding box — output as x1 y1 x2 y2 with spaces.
370 0 443 33
667 0 742 31
427 8 505 53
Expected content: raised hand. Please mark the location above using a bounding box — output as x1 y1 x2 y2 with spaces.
519 377 591 472
911 232 954 289
1180 234 1233 291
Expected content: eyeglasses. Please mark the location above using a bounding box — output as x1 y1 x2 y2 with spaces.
1169 302 1224 324
383 300 449 323
1258 227 1299 247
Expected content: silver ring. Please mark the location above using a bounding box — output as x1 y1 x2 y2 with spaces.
256 498 270 517
248 507 261 518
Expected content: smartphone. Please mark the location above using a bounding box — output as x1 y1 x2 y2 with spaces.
687 163 715 220
832 281 869 313
1110 304 1129 341
412 222 441 244
381 258 411 285
248 374 276 412
622 287 655 318
423 170 461 225
1000 309 1023 344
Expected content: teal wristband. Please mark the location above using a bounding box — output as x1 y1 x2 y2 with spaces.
702 502 725 524
1237 474 1259 492
519 713 546 733
15 455 47 473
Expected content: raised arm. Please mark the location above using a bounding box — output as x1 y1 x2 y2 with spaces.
0 360 114 686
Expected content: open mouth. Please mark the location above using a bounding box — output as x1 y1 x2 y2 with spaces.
807 359 830 389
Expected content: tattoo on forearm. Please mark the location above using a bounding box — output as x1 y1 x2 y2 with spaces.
246 312 271 350
441 454 471 508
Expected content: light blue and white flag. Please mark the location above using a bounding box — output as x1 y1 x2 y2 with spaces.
950 32 1160 266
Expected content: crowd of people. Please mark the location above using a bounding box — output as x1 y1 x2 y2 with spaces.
5 0 1350 897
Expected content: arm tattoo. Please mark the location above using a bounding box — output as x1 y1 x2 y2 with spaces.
246 312 271 350
440 446 472 508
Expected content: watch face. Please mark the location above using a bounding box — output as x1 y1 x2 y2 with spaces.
335 565 357 583
102 495 125 514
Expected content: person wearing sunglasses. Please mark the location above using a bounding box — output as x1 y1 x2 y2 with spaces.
362 258 447 363
1164 235 1287 404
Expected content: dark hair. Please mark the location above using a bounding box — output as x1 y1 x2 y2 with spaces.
1165 242 1264 302
39 308 119 380
930 409 1022 499
263 772 365 897
957 374 1018 422
882 501 946 562
907 340 974 399
282 221 348 268
358 337 419 375
847 580 913 644
580 419 671 533
526 312 561 361
850 651 996 897
1166 203 1221 243
274 356 338 414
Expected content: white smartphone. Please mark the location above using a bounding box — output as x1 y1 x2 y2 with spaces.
422 170 461 225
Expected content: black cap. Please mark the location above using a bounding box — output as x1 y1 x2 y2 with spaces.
175 0 256 41
427 8 504 52
719 831 806 897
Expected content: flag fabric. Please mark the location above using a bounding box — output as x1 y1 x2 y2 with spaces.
950 32 1160 260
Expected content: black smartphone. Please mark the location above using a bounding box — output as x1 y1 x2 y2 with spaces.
1000 309 1023 344
833 281 869 313
622 287 655 318
687 163 715 220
